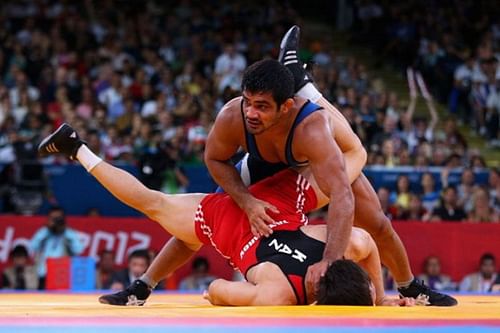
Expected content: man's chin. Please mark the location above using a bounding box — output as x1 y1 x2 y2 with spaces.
246 125 264 135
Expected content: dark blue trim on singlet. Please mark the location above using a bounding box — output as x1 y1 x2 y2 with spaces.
285 101 322 167
241 99 322 168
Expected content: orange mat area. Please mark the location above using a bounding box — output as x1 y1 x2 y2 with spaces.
0 293 499 320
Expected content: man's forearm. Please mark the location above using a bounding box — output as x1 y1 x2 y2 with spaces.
323 191 354 261
356 235 385 305
206 159 252 208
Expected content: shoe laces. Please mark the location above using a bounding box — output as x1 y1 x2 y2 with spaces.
126 295 146 306
414 294 430 306
415 278 431 291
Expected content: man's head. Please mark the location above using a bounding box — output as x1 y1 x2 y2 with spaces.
192 256 210 276
479 253 496 279
98 249 115 272
241 59 295 134
47 206 66 235
10 244 29 268
317 260 374 305
424 256 442 277
127 249 151 279
441 185 459 207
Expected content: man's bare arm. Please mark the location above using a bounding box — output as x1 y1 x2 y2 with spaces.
299 114 354 261
204 100 277 236
346 228 415 306
345 228 385 304
295 114 354 289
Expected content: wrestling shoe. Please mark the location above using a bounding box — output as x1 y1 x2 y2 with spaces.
398 278 458 306
38 123 85 160
98 279 152 306
278 25 313 92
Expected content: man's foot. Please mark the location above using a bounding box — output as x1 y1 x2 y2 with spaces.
398 279 458 306
278 25 313 92
99 280 152 306
38 123 85 160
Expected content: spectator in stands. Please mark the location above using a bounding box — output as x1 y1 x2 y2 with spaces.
437 118 468 154
457 168 476 213
179 256 216 292
471 57 498 138
214 43 247 93
377 186 398 220
95 249 116 289
417 256 455 291
449 55 474 123
30 206 84 289
467 187 499 223
110 249 150 291
419 172 440 212
1 244 38 290
459 253 498 292
401 68 438 154
398 193 428 221
430 186 467 222
390 174 412 212
489 168 500 215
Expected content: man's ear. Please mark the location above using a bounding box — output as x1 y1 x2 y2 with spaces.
281 98 295 114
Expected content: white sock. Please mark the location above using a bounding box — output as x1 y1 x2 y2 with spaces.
76 145 103 172
296 82 322 103
140 274 158 289
396 276 415 289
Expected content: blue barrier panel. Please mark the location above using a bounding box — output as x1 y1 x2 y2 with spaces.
363 166 489 192
70 256 96 291
45 163 142 216
183 164 218 193
0 163 491 216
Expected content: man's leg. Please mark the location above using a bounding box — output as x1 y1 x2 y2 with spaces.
352 173 457 306
38 124 204 305
279 26 457 306
100 236 198 305
351 174 413 282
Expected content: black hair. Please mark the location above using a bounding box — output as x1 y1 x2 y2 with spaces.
192 256 209 271
241 59 294 106
48 205 64 214
128 249 151 266
10 245 29 258
480 253 495 264
317 259 373 306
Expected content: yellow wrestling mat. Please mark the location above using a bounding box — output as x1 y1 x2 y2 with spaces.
0 293 499 333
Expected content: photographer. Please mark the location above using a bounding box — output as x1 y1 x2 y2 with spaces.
30 206 84 289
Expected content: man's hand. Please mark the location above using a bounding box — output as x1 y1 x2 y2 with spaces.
305 259 330 297
242 196 279 237
203 290 214 305
378 296 416 307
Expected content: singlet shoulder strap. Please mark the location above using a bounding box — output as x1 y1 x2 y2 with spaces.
285 101 323 167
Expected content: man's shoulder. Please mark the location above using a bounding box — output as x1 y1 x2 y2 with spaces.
292 105 330 139
215 97 244 124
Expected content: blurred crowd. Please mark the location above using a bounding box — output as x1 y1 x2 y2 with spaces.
384 252 500 293
0 205 218 291
349 0 500 145
0 0 497 221
0 0 299 190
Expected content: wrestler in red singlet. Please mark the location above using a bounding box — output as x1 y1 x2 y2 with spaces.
194 169 321 304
